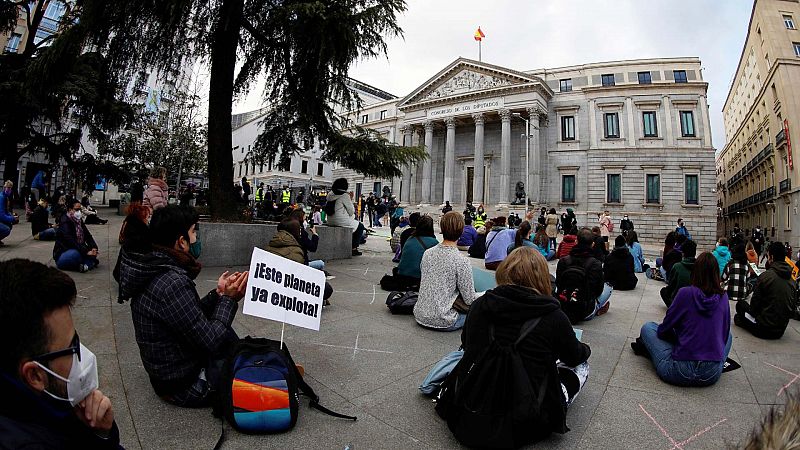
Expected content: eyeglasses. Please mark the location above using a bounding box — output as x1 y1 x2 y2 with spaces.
32 332 81 362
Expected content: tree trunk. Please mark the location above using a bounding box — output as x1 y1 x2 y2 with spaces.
206 0 244 220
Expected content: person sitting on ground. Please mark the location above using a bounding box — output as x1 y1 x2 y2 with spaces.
745 240 759 265
143 166 169 211
658 233 687 281
399 212 420 252
118 205 248 407
734 241 796 340
325 178 367 256
507 220 535 255
457 216 478 251
461 247 591 444
113 203 152 303
556 226 578 259
267 218 305 263
722 239 752 304
0 259 121 448
604 235 638 291
390 216 409 253
380 215 439 292
441 201 453 214
289 209 325 271
660 240 697 307
0 180 17 246
632 252 732 387
80 196 108 225
484 217 516 270
590 226 608 262
414 212 476 331
712 237 731 275
626 230 646 273
468 219 492 259
30 197 57 241
533 226 556 261
556 228 612 323
54 200 99 273
649 231 678 280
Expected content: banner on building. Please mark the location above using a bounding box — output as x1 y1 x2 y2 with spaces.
785 118 793 170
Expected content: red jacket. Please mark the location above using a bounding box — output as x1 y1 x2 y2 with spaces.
556 234 577 259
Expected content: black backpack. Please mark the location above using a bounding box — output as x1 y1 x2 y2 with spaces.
555 257 596 323
386 291 418 314
434 317 548 448
214 337 355 444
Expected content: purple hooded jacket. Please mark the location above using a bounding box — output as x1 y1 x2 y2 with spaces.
657 286 730 361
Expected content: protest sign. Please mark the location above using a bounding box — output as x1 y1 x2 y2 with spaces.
243 247 325 331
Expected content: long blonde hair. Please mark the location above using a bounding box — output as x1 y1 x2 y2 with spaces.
495 246 551 295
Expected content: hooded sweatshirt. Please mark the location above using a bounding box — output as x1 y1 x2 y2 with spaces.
484 227 516 264
461 285 590 440
267 230 305 264
556 234 577 259
712 245 731 275
750 260 796 336
325 191 358 229
657 286 730 361
603 246 638 290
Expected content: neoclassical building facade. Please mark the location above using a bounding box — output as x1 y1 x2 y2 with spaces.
337 57 717 247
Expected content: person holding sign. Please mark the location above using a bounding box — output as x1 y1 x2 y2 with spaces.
118 205 249 407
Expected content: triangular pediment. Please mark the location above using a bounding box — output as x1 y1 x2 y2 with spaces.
398 58 551 109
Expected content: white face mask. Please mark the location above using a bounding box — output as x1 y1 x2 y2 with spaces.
73 210 82 221
35 343 98 406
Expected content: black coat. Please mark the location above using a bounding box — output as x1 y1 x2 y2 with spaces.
603 247 638 290
53 215 97 260
557 246 605 299
29 205 51 235
298 227 319 265
461 286 590 440
0 371 121 449
130 181 144 203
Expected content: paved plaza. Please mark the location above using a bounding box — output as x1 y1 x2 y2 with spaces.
2 210 799 449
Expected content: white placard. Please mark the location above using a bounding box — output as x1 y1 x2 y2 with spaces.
427 97 504 119
243 247 325 331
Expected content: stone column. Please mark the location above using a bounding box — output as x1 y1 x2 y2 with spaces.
699 95 712 147
401 126 414 204
588 100 598 149
421 120 434 205
626 97 636 146
412 127 423 203
527 106 542 205
663 95 674 147
443 117 456 203
500 109 512 204
472 113 485 204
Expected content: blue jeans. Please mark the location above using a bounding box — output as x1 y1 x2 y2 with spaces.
38 228 56 240
545 249 556 261
0 223 10 241
583 283 613 321
639 321 733 387
442 313 467 332
56 249 98 272
309 259 325 271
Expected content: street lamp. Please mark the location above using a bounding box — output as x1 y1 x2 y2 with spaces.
512 112 531 210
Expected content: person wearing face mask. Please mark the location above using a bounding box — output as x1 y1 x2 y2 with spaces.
751 225 765 257
0 259 120 448
118 205 249 407
54 200 99 273
620 214 634 238
0 180 17 246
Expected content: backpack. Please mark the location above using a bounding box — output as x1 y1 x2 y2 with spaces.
323 199 336 216
434 317 548 448
386 291 418 314
216 337 355 438
555 257 596 323
606 219 614 233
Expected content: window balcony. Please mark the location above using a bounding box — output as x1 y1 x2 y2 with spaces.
780 178 792 193
776 129 787 147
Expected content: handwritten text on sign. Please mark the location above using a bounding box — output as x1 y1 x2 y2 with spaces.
243 247 325 331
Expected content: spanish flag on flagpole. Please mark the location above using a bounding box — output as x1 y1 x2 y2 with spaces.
474 26 485 61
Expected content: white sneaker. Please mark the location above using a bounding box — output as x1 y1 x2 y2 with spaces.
79 264 89 273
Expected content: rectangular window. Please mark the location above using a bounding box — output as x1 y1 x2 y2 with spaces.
794 42 800 57
361 114 368 124
642 111 658 137
317 162 324 176
4 33 21 53
604 112 619 138
685 174 699 205
373 182 381 195
561 116 575 141
607 174 621 203
562 175 576 203
601 74 615 86
559 78 572 92
637 71 651 84
646 174 661 204
785 14 796 29
380 110 387 120
674 70 688 83
680 111 695 137
301 160 308 174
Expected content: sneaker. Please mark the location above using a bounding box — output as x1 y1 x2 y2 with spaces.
352 249 362 256
79 264 89 273
33 234 40 241
645 267 652 279
630 338 651 358
596 301 610 316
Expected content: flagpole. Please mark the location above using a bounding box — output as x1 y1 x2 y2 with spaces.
479 40 482 62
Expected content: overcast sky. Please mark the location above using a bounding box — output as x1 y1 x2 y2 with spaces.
234 0 753 150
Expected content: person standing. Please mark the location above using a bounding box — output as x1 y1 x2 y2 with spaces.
366 193 376 228
676 218 692 240
620 214 634 237
241 177 251 204
473 204 487 229
30 170 46 202
129 177 145 203
0 181 16 246
143 167 169 211
751 225 765 256
545 208 559 250
598 211 612 251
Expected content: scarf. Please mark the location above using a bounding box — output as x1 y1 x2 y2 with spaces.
153 244 202 280
67 211 84 244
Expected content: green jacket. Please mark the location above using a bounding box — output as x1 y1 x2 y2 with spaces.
751 261 796 336
266 230 304 265
665 257 695 306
